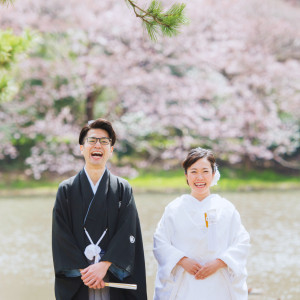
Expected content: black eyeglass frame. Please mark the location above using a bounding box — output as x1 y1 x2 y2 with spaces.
85 137 112 145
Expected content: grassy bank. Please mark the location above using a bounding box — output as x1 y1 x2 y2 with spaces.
0 168 299 196
128 168 300 192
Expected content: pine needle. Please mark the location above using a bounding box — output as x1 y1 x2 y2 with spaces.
126 0 188 41
0 0 13 5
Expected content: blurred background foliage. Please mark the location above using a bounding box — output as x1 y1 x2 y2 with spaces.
0 30 32 102
0 0 299 187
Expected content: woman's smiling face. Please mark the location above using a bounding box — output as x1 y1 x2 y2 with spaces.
185 157 214 201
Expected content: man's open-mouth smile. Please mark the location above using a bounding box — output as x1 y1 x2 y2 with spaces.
91 151 103 159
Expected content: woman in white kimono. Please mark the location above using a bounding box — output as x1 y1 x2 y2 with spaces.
153 148 250 300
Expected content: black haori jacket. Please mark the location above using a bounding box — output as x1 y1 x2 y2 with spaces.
52 168 147 300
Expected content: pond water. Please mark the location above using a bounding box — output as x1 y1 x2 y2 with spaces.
0 190 299 300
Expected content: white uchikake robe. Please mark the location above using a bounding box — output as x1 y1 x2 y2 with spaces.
153 194 250 300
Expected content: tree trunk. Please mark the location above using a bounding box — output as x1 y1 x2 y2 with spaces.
243 155 252 171
86 91 98 122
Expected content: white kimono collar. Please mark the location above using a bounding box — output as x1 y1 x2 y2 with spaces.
183 193 219 205
84 166 105 194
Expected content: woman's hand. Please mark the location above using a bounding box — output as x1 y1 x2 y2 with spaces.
81 261 112 289
177 257 202 276
195 259 227 280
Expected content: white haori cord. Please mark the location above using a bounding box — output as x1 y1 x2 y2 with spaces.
82 227 139 291
84 228 108 264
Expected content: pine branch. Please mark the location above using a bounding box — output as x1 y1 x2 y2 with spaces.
125 0 188 41
0 0 13 5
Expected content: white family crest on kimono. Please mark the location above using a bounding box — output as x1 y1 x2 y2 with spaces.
153 194 250 300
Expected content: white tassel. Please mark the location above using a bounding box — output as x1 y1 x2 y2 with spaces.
84 228 107 263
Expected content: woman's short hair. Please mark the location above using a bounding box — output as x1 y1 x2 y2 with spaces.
182 147 216 174
79 118 116 146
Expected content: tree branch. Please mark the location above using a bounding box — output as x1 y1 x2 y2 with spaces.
273 155 300 170
0 0 13 5
125 0 188 41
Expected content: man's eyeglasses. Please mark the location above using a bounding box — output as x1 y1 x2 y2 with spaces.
86 137 112 145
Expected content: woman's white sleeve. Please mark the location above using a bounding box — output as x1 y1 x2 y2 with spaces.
153 211 186 278
218 209 250 281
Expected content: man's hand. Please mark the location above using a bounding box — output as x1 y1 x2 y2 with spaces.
177 257 202 276
195 259 227 280
81 261 112 289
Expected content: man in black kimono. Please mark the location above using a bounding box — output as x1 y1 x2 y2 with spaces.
52 118 147 300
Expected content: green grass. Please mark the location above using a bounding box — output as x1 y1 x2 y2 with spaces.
127 168 300 192
0 168 299 196
0 177 60 196
0 179 59 190
128 169 186 190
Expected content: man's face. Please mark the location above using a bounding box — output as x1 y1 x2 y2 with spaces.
80 128 113 169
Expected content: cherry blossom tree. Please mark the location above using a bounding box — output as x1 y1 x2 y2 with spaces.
0 0 299 178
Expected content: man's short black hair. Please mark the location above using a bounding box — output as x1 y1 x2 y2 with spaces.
79 118 116 146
